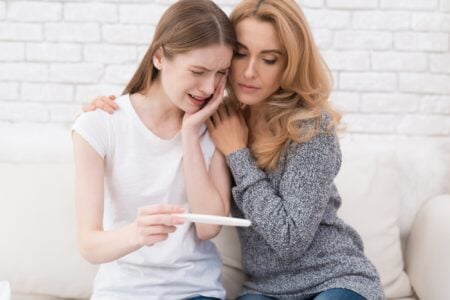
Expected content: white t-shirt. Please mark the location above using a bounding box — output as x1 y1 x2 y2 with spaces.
72 95 225 300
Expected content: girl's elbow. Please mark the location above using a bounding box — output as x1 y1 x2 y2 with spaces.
195 225 221 240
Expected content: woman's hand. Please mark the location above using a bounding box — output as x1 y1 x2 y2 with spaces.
131 204 185 247
82 95 118 114
207 103 249 156
181 73 227 136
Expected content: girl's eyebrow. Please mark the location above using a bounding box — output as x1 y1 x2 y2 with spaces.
190 65 229 72
237 41 282 55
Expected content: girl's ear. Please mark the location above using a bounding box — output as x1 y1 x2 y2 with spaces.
153 47 164 70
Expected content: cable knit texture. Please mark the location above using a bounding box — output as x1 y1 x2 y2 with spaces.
226 115 385 300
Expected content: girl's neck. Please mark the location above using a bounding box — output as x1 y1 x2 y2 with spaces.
131 79 183 139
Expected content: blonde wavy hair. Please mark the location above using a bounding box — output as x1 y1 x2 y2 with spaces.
228 0 342 171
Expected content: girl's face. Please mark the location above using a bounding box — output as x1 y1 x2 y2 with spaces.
230 17 286 106
157 44 233 113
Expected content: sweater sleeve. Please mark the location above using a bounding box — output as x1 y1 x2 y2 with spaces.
226 129 341 258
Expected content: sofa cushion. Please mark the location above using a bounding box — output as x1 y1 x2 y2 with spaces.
336 143 412 299
0 163 97 299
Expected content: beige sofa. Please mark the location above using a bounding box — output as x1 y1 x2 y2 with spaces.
1 125 449 300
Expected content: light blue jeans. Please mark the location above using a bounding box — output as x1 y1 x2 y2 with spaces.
237 288 366 300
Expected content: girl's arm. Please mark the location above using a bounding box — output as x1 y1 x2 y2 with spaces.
182 139 231 240
181 74 231 240
73 132 184 264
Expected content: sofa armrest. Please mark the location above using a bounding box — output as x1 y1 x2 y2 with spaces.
405 194 450 300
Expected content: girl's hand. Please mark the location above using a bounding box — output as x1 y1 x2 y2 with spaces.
131 204 185 247
207 103 249 156
181 73 228 136
82 95 118 114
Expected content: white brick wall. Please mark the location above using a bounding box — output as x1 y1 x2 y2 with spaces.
0 0 449 160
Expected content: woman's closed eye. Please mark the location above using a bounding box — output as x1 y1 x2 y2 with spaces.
191 70 205 75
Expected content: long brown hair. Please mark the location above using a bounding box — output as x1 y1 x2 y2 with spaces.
229 0 341 171
123 0 236 95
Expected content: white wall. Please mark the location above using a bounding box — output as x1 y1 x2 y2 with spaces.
0 0 449 161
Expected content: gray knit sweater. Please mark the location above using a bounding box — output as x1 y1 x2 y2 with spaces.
225 116 385 300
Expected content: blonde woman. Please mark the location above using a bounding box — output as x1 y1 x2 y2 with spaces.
73 0 235 299
87 0 384 299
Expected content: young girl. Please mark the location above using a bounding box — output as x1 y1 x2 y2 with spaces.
72 0 235 299
86 0 384 299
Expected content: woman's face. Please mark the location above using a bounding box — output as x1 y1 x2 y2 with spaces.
230 17 286 106
157 44 233 113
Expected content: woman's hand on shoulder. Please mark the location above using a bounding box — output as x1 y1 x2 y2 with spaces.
82 95 118 114
130 204 185 248
207 103 249 156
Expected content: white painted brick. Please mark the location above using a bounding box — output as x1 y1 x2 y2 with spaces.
0 82 19 100
104 65 138 84
399 73 450 94
7 2 61 22
334 31 392 50
45 23 100 42
361 93 420 112
64 3 117 22
327 0 377 9
442 0 450 12
331 71 339 89
380 0 438 10
340 72 397 91
353 11 410 30
371 52 427 72
21 83 73 102
312 29 333 49
0 2 5 19
304 9 351 29
84 44 137 64
50 104 82 122
50 63 103 84
342 113 398 133
138 46 150 61
420 95 450 113
412 13 450 31
395 32 448 51
0 42 24 61
322 50 370 71
329 92 360 112
103 24 154 45
0 23 42 41
26 43 81 62
398 115 450 135
299 0 325 8
0 102 49 122
0 63 48 82
430 54 450 73
75 84 123 103
119 4 167 24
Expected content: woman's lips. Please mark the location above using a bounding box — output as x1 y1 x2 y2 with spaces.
238 83 260 93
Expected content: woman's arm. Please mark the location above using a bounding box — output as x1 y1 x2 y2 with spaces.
209 107 341 258
225 133 341 258
73 132 184 264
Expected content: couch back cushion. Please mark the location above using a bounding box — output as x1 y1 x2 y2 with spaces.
335 144 412 298
0 163 96 299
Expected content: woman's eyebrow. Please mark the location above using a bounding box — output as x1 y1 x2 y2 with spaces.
237 41 282 55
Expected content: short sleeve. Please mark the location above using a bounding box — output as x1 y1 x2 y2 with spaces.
72 110 110 158
200 127 216 170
